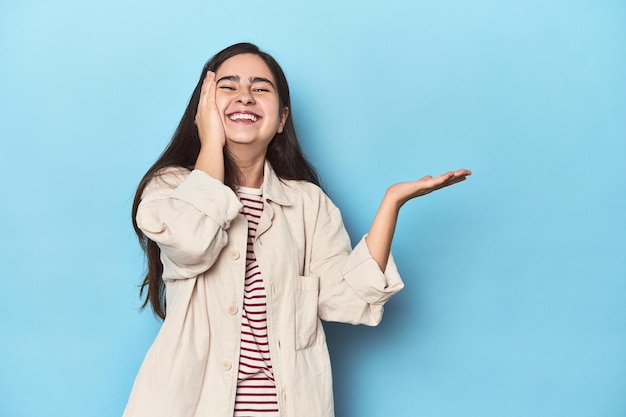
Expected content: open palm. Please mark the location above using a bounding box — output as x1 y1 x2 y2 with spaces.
387 169 472 207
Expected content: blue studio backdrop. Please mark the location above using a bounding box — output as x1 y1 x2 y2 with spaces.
1 1 625 416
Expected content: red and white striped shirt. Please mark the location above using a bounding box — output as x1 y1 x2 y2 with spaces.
234 187 279 417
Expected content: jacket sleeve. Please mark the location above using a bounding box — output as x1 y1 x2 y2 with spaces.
311 194 404 326
136 167 243 280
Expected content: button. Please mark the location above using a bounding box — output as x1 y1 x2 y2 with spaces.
222 360 232 371
227 305 238 315
229 249 240 260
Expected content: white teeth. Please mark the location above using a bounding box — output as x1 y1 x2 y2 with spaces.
229 113 257 121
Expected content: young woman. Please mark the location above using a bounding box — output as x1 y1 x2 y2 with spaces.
123 42 470 417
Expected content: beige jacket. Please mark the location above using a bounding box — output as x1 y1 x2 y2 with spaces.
123 162 404 417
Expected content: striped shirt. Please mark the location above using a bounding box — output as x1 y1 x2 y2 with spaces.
234 187 279 417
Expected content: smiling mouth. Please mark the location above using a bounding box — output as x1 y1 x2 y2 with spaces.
228 112 259 122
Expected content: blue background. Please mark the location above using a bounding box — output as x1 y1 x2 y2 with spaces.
1 0 625 416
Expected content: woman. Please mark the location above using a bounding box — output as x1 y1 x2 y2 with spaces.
124 42 470 417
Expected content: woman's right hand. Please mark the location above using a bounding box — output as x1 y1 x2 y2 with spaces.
193 71 226 182
195 71 225 148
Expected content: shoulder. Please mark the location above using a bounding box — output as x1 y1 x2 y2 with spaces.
280 178 326 200
142 166 192 198
153 166 192 183
279 179 339 214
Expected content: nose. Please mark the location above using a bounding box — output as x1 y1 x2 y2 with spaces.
237 89 254 105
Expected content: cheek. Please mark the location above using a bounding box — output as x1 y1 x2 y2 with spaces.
262 103 281 127
214 95 229 115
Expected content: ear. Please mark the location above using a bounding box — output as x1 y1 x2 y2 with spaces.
277 107 289 134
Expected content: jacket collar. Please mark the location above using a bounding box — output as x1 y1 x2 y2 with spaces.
262 161 291 206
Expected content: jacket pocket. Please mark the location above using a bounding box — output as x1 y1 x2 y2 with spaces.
295 275 320 350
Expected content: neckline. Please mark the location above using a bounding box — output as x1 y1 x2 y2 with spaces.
236 185 262 195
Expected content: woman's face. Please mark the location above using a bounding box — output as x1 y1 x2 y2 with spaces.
214 53 288 151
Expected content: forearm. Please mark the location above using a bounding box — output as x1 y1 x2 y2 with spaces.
366 191 402 270
194 142 225 182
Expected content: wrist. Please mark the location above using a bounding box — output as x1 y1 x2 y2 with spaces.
383 188 405 211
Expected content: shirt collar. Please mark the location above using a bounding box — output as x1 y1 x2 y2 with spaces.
262 161 291 206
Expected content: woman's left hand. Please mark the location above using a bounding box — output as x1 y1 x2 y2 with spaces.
386 169 472 208
366 168 471 269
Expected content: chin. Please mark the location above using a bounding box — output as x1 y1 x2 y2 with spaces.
226 133 274 146
227 137 256 145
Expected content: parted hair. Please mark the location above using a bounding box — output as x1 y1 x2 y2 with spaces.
132 42 319 319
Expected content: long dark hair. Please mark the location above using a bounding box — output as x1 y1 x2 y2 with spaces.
132 42 319 319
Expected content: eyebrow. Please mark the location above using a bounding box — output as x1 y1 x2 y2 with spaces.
216 75 276 89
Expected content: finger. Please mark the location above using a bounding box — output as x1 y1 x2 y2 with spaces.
438 175 469 189
452 168 472 176
427 172 454 187
446 176 468 186
412 169 469 190
199 71 215 106
204 71 215 86
422 172 465 191
206 73 217 107
434 170 470 185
